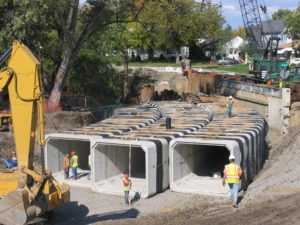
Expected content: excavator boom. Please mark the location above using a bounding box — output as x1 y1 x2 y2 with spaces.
0 41 70 225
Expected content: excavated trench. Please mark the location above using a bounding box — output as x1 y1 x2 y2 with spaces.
45 101 267 198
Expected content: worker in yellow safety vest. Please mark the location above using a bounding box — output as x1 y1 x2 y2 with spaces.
222 155 243 208
123 174 132 205
226 96 236 118
70 151 79 180
279 78 283 88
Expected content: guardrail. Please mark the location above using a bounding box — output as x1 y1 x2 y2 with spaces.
220 80 282 98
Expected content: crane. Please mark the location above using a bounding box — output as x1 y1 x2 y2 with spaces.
239 0 287 79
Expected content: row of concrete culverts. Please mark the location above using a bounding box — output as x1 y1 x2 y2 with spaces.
45 101 267 198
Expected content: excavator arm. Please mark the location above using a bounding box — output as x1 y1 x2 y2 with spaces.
0 41 70 225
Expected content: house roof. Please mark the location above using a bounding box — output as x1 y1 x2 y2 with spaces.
261 19 284 35
278 41 300 49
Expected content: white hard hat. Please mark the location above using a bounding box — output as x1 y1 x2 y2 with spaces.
229 155 235 160
228 95 233 99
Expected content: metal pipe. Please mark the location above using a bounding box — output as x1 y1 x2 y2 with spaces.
0 47 12 65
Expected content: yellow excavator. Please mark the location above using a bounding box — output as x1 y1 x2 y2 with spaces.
0 41 70 225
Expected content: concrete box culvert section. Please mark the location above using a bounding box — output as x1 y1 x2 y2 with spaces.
91 139 162 198
169 139 242 195
45 133 97 188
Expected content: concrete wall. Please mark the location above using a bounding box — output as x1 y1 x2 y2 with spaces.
45 134 92 174
92 139 157 198
220 82 291 134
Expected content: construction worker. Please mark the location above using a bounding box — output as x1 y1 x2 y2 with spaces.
279 78 283 88
70 151 79 179
226 96 235 118
63 153 70 179
122 174 132 205
222 155 243 208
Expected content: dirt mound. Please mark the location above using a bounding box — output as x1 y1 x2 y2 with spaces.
0 111 95 159
245 102 300 199
44 111 95 132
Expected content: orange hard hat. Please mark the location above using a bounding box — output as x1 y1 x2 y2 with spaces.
124 174 129 178
71 151 76 155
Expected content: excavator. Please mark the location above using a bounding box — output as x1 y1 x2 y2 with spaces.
0 41 70 225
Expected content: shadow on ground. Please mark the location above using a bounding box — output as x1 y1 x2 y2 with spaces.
48 201 140 225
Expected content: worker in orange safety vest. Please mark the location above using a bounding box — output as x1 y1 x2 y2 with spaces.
222 155 243 208
123 174 132 205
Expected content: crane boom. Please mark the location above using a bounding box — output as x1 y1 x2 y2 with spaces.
239 0 267 55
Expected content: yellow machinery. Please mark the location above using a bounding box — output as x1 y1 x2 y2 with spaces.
0 111 11 131
0 41 70 225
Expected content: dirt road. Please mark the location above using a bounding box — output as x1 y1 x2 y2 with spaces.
99 192 300 225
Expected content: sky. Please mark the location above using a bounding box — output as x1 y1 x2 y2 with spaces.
79 0 298 29
215 0 298 29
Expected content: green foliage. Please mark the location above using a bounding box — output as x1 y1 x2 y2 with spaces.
285 6 300 40
272 9 292 20
216 25 235 56
68 49 121 100
121 0 224 62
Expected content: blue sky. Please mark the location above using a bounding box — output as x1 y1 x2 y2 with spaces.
215 0 298 29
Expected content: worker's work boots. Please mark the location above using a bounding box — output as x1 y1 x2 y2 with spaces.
233 202 238 208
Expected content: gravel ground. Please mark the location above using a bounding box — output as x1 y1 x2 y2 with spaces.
49 187 226 225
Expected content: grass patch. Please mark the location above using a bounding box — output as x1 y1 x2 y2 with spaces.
197 64 249 74
128 61 210 67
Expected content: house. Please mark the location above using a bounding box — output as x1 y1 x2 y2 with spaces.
223 36 246 61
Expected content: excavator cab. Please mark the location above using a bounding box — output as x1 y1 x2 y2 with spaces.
0 41 70 225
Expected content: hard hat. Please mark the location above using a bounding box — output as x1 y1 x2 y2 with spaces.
124 174 129 178
71 151 76 155
11 156 17 161
228 95 233 99
229 155 235 160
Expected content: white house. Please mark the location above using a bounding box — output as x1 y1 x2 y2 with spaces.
224 36 246 61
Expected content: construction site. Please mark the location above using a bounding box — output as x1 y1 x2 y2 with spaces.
1 0 300 225
1 60 300 224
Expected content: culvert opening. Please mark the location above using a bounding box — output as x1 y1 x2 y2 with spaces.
94 144 148 196
172 143 230 194
46 138 90 175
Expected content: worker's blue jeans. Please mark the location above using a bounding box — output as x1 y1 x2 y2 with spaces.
71 167 78 179
228 183 239 203
124 191 129 204
64 169 69 179
88 165 91 179
227 106 232 118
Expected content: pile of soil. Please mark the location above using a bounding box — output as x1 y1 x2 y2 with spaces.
0 111 95 160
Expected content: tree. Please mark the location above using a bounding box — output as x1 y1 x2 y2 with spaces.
44 0 148 110
285 6 300 40
68 48 122 103
216 25 234 57
272 9 292 20
127 0 224 63
234 26 246 39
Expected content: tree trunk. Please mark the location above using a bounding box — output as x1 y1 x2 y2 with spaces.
123 50 129 101
147 48 154 61
176 47 181 64
47 45 73 111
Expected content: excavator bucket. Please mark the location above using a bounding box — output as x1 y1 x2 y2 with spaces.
0 189 48 225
